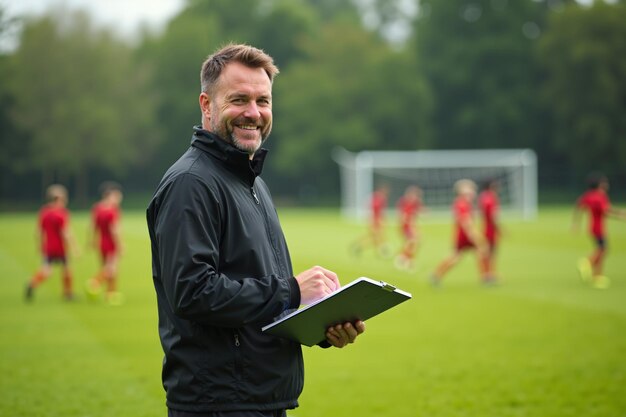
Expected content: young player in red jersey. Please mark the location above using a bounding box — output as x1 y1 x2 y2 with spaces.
86 182 124 304
430 179 489 286
25 184 77 301
395 185 424 271
478 179 500 283
350 184 391 258
572 173 625 289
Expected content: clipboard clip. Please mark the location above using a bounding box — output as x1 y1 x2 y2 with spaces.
380 281 396 292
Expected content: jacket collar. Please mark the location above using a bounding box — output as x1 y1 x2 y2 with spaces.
191 126 268 179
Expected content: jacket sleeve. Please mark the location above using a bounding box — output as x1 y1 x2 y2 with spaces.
152 173 300 327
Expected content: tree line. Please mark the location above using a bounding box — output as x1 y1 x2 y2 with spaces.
0 0 624 207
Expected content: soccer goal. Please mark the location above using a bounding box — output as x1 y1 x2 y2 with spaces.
333 147 538 220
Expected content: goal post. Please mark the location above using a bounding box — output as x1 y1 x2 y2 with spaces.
332 147 538 220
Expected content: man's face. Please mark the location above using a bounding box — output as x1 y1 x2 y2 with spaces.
201 62 273 157
459 186 476 201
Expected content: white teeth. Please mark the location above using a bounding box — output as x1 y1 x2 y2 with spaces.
238 125 257 130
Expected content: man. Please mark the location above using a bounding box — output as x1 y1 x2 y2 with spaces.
25 184 76 301
86 181 124 305
430 179 488 286
146 44 365 417
572 172 626 289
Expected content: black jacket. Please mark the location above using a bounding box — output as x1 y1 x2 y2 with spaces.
146 127 302 412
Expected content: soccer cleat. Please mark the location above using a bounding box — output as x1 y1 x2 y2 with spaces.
592 275 610 290
429 274 441 288
482 276 498 287
85 279 102 301
394 255 408 271
577 258 592 283
24 284 34 302
106 291 125 306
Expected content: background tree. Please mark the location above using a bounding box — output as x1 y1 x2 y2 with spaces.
137 0 319 186
270 21 432 200
0 6 23 203
1 0 624 207
7 8 161 203
538 0 626 183
413 0 562 151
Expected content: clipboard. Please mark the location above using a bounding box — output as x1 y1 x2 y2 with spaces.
261 277 411 346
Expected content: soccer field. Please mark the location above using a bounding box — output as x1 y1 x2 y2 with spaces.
1 207 625 417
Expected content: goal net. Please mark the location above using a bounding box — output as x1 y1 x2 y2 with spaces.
333 148 537 220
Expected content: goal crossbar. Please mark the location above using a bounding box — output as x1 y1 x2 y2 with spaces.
333 147 538 220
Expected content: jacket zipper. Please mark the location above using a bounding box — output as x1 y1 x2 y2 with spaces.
251 187 260 205
234 333 240 347
250 183 287 278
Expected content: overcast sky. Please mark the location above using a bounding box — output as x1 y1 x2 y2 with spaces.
2 0 600 33
1 0 184 37
0 0 605 46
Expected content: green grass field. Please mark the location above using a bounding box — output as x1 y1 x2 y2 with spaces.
1 207 625 417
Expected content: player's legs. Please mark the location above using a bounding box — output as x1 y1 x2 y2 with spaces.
87 250 118 299
371 221 391 258
430 250 462 286
104 254 124 306
395 227 418 271
590 237 609 289
30 262 52 287
93 251 124 305
480 240 498 285
87 259 107 296
350 220 385 256
590 237 606 275
25 260 52 301
60 262 74 300
103 253 119 292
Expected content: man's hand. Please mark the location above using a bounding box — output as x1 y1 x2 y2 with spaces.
295 266 340 306
326 321 366 348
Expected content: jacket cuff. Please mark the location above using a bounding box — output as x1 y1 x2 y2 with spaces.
287 277 301 310
317 340 332 349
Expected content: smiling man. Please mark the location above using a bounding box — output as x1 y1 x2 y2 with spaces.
200 59 273 157
146 44 365 417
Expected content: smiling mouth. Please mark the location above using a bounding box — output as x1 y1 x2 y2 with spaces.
236 124 259 131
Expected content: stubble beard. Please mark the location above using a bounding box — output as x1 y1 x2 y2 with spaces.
210 116 271 157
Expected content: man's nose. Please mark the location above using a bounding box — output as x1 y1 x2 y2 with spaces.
243 101 261 118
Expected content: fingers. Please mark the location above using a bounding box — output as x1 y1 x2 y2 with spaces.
313 266 340 291
295 266 341 305
326 321 365 348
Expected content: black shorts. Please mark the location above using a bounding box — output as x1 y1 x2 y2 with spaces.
44 255 67 265
168 409 287 417
593 236 606 250
593 235 606 250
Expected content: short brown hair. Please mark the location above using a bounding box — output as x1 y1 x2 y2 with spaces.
200 43 279 94
46 184 68 202
99 181 122 197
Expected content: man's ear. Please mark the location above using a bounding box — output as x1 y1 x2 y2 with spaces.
199 92 211 119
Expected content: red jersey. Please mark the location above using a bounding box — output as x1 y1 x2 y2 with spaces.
39 205 69 257
370 191 387 228
453 196 474 250
397 196 421 237
92 203 120 255
577 189 610 238
478 189 499 243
